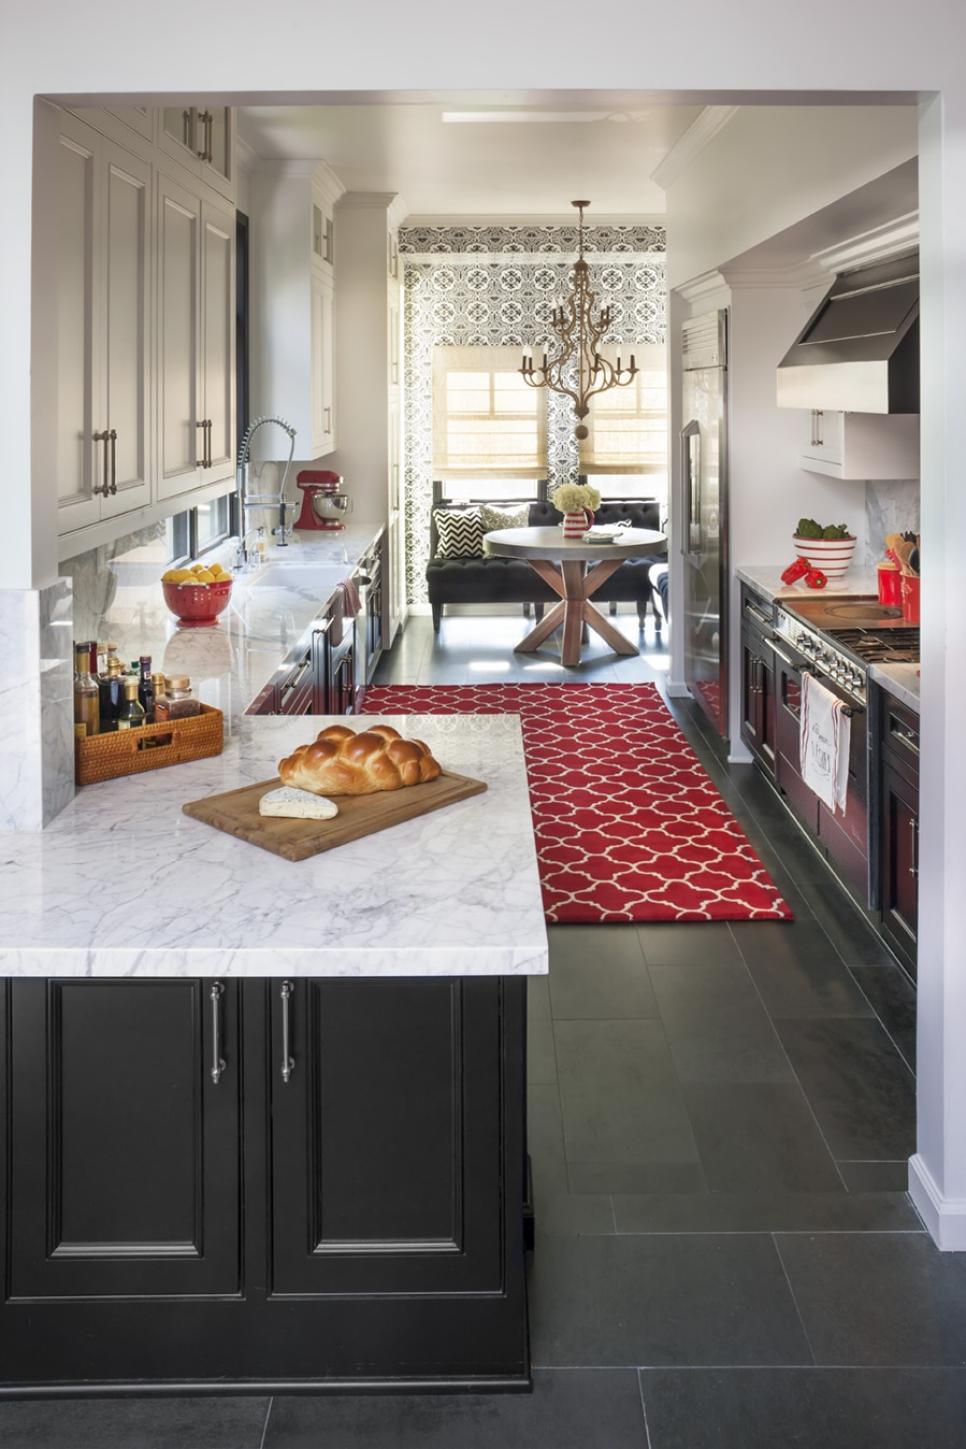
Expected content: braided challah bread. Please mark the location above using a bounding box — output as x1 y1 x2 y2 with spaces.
278 724 442 797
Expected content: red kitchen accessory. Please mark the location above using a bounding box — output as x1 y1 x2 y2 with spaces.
295 470 348 531
805 568 828 590
901 574 921 624
878 561 902 607
781 557 810 585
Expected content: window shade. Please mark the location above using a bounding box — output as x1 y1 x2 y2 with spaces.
433 346 547 477
581 343 668 476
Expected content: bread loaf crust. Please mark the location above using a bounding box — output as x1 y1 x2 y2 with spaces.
278 724 442 796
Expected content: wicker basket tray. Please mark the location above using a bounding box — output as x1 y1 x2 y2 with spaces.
75 704 224 786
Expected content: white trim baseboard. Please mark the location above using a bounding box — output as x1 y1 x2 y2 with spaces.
909 1154 966 1250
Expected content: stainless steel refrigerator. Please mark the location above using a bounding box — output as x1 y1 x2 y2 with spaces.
680 308 729 739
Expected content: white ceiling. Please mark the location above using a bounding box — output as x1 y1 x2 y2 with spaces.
237 101 704 217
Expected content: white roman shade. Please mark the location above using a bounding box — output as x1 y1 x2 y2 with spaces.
432 346 547 478
581 342 668 477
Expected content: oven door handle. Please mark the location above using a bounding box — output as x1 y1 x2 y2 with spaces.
769 640 812 673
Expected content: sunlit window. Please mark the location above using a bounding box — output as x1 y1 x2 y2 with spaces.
583 342 668 502
433 346 547 478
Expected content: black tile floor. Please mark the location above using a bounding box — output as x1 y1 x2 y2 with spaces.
2 615 957 1448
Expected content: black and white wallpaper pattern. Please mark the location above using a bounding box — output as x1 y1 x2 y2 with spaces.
401 223 667 603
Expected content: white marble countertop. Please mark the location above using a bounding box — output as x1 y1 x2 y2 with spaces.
870 662 921 713
0 714 548 978
83 525 384 732
737 565 880 603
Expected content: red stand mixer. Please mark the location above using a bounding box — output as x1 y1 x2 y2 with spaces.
294 470 350 531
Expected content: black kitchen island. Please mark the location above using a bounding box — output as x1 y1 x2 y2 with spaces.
0 974 529 1394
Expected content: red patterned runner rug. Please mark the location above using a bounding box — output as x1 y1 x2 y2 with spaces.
362 684 793 924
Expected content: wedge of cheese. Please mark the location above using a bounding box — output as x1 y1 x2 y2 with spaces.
258 786 339 820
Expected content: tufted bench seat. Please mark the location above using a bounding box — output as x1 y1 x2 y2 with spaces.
426 482 666 634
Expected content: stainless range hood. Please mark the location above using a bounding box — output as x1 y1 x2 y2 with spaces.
777 253 919 414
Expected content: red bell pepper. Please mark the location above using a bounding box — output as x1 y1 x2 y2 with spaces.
805 568 828 590
781 557 810 585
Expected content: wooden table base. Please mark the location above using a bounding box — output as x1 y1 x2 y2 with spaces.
513 558 639 668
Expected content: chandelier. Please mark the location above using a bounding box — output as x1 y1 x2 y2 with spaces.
520 200 638 442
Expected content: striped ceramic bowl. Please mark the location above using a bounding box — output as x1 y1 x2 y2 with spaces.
792 535 857 581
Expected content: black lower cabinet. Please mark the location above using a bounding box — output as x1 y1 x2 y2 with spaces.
0 975 528 1394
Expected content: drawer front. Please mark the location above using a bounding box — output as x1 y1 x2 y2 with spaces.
881 695 919 777
741 585 775 640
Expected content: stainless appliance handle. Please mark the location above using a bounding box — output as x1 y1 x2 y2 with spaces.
679 420 700 557
280 980 295 1084
769 640 810 673
744 602 772 631
210 982 226 1084
909 817 919 877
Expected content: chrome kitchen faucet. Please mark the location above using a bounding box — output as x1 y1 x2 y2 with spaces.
234 415 297 567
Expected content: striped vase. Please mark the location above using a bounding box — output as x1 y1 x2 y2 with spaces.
562 509 593 539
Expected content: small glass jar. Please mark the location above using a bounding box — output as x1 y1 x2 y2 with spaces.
155 675 202 721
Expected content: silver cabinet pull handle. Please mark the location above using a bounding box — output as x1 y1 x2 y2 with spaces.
210 981 226 1084
909 816 919 877
205 419 213 468
280 980 295 1084
92 430 111 495
196 419 207 468
109 429 117 494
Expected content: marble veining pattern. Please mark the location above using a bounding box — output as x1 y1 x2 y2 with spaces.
864 479 920 567
0 581 74 831
0 714 547 978
736 565 882 603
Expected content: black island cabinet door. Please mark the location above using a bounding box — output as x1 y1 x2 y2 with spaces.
264 976 529 1385
4 978 241 1301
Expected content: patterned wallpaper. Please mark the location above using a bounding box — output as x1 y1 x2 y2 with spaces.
400 223 667 604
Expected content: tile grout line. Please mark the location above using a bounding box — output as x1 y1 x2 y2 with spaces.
842 963 917 1079
258 1396 274 1449
637 1367 655 1449
771 1231 820 1369
726 923 852 1194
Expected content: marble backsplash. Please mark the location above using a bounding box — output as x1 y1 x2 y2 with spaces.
0 580 74 831
864 479 920 566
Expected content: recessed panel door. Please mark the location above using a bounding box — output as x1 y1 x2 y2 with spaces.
7 980 240 1300
157 174 203 500
202 198 236 482
101 142 153 518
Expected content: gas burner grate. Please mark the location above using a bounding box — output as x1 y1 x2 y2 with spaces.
831 627 920 664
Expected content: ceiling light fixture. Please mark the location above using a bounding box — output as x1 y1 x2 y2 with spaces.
520 200 637 442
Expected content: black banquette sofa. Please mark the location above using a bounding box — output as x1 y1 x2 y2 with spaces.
426 481 666 633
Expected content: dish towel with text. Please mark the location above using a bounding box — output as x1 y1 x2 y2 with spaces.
800 671 850 814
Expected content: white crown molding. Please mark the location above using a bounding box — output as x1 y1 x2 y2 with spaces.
398 250 666 265
338 190 400 210
674 269 729 305
400 213 667 230
811 210 919 273
650 105 740 190
719 259 828 291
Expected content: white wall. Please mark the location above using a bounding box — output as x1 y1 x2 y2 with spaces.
666 106 919 289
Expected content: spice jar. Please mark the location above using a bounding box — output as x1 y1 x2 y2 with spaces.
154 675 202 721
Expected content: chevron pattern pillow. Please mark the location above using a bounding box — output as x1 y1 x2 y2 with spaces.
480 502 529 534
435 508 484 559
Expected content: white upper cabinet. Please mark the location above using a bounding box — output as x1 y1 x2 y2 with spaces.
201 198 236 482
157 173 203 502
251 161 343 462
800 409 920 480
51 114 103 534
157 180 235 500
160 106 234 201
101 141 153 519
45 112 153 535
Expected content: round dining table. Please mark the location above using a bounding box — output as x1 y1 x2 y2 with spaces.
482 525 667 668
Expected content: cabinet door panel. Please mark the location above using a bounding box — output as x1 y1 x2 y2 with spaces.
54 117 102 532
101 143 152 517
202 199 236 481
310 272 335 456
7 980 240 1300
270 979 504 1297
157 176 202 500
881 762 919 973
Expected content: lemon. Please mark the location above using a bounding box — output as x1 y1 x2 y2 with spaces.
190 563 206 575
168 568 195 584
162 569 178 583
194 569 216 584
209 564 228 579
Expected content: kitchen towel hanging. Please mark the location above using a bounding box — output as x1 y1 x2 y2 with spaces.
800 671 850 814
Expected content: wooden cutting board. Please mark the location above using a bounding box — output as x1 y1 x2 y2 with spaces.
182 771 488 861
